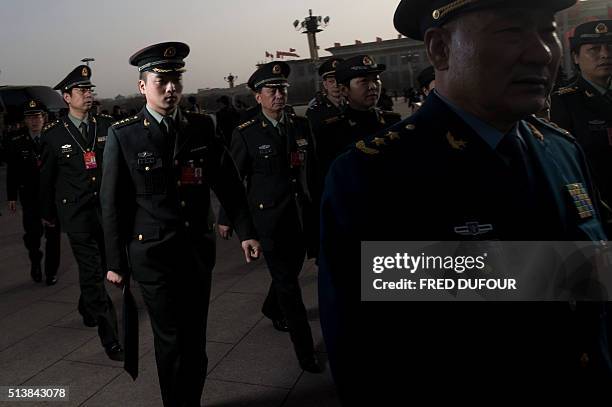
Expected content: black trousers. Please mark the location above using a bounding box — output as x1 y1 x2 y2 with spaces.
21 195 60 277
66 230 119 347
261 234 314 362
137 239 213 407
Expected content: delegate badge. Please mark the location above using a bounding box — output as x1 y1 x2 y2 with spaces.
180 160 203 185
290 151 305 167
83 151 97 170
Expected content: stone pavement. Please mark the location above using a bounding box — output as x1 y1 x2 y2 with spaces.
0 166 340 407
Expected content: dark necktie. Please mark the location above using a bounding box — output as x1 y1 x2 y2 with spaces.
162 116 176 158
497 131 537 206
33 135 40 149
79 122 90 145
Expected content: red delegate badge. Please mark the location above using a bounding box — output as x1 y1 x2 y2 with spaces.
180 161 203 185
83 151 97 169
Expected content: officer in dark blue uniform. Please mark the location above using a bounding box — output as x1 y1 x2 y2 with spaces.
39 65 123 361
5 100 60 284
305 57 344 137
318 0 610 403
100 42 261 407
217 61 321 373
314 55 401 180
551 20 612 224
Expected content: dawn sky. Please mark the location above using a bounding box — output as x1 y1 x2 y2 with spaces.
0 0 403 98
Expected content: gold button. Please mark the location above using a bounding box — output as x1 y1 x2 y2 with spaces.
184 221 190 227
177 180 181 187
66 154 70 158
94 191 97 196
62 199 67 204
138 234 143 241
181 201 186 207
91 176 96 181
200 158 204 163
145 166 150 171
259 204 264 209
86 148 90 152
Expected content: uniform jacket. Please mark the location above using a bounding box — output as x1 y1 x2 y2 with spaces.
551 75 612 210
5 128 42 201
39 114 113 232
218 110 318 256
100 107 257 282
318 92 611 399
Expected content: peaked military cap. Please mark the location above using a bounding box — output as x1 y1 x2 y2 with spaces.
394 0 577 41
248 61 291 91
570 20 612 51
335 55 386 85
23 99 47 116
53 65 95 91
318 57 344 79
129 41 190 73
417 66 435 90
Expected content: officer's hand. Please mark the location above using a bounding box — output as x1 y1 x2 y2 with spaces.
41 218 56 227
218 224 233 240
8 201 16 212
241 239 261 263
106 271 124 287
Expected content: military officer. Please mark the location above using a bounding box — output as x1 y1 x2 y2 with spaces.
319 0 610 403
100 42 261 407
314 55 401 180
39 65 123 361
305 57 344 137
216 61 321 373
417 65 435 97
551 20 612 223
5 100 60 284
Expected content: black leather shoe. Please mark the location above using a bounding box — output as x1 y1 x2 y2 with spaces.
271 318 290 332
30 263 42 283
105 343 125 361
45 275 58 286
299 356 322 374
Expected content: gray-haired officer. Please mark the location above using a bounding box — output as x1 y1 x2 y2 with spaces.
306 57 344 136
39 65 122 360
551 20 612 225
319 0 610 403
100 42 261 407
217 61 321 373
6 100 60 284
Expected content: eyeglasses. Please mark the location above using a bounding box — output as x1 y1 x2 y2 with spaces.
74 87 94 94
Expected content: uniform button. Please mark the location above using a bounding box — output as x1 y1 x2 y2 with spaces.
259 204 264 209
66 154 70 158
200 158 204 163
294 193 298 197
181 201 186 207
94 191 98 196
177 180 181 187
145 166 150 171
86 148 90 152
291 179 296 183
62 199 67 204
138 234 143 241
91 176 96 182
174 160 179 166
184 221 190 227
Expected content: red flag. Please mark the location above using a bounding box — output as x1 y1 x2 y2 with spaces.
376 37 382 42
289 48 296 52
609 6 612 19
265 51 273 58
355 40 362 44
276 51 300 58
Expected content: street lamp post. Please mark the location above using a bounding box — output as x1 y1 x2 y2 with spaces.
293 9 330 62
224 73 237 88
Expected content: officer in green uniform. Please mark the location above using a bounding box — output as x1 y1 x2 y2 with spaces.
319 0 610 403
100 42 261 407
305 57 344 137
551 20 612 219
5 100 60 284
39 65 123 361
216 61 321 374
314 55 402 179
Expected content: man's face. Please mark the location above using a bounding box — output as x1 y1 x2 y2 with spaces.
322 76 341 99
24 113 44 133
573 43 612 83
255 86 287 114
139 72 183 113
341 73 382 110
64 87 93 113
439 8 561 123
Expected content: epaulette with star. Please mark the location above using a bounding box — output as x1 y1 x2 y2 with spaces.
237 119 257 131
526 115 575 142
354 121 415 156
42 120 60 133
97 113 114 120
112 115 139 129
555 86 579 96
